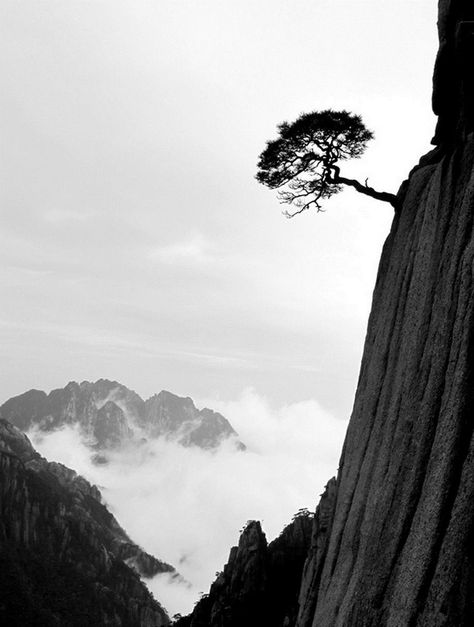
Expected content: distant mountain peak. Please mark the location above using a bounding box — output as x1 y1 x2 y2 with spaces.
0 379 246 452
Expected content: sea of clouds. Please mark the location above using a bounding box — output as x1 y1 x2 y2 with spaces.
30 388 348 617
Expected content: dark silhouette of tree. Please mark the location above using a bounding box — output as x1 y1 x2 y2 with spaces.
256 109 397 217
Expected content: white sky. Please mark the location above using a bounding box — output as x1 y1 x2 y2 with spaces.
1 1 438 419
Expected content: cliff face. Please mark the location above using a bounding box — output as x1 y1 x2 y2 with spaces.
175 511 314 627
297 3 474 625
0 380 244 451
432 0 474 144
0 419 172 626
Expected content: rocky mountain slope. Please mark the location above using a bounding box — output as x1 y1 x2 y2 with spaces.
294 3 474 625
0 419 173 625
173 489 328 627
0 379 244 452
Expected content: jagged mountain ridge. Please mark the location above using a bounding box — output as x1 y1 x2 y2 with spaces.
0 418 172 625
0 379 245 451
174 491 325 627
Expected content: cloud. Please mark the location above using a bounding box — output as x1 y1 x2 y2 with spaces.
148 234 213 265
42 209 94 224
29 389 347 617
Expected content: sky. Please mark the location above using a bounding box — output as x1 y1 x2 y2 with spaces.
0 0 438 420
2 0 440 619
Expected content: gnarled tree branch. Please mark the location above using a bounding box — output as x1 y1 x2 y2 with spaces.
329 165 397 208
257 109 397 216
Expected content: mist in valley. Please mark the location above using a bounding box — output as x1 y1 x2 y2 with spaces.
30 388 347 616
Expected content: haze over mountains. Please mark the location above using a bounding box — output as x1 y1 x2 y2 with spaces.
0 418 173 625
0 411 324 625
0 379 245 453
0 381 346 616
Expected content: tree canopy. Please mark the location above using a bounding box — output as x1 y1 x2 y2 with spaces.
256 109 397 217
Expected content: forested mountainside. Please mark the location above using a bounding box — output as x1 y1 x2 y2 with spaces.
0 379 244 451
0 419 172 626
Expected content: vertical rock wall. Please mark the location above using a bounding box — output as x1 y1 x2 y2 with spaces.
432 0 474 144
297 2 474 625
